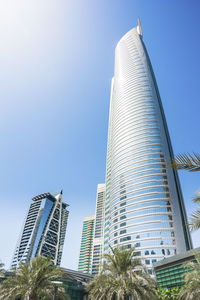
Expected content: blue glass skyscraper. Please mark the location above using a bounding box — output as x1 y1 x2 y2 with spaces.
104 20 192 275
11 191 69 268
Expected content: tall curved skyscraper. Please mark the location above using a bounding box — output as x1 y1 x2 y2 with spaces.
104 20 192 274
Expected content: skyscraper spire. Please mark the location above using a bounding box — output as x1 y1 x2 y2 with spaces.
137 18 143 37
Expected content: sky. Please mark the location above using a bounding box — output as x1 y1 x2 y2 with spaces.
0 0 200 270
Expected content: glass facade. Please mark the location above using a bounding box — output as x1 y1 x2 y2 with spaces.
91 184 105 275
104 20 192 272
78 216 95 274
153 247 200 289
11 191 69 268
155 263 191 289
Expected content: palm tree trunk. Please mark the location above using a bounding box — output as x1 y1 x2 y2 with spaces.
29 292 37 300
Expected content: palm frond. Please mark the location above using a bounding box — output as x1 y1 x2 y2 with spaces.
0 256 68 300
0 262 5 277
86 246 157 300
190 209 200 231
193 195 200 203
171 153 200 172
178 253 200 299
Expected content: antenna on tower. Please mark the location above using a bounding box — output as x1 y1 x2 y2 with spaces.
137 18 143 37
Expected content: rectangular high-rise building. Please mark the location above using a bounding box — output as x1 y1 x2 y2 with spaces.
104 19 192 275
11 191 69 268
78 216 95 274
91 184 105 275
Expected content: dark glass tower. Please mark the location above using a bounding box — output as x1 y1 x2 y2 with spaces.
11 191 69 268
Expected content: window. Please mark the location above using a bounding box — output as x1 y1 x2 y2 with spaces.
145 259 150 265
120 236 131 242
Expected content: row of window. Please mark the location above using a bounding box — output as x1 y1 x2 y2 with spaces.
112 111 157 136
111 138 161 166
111 207 172 224
113 134 162 159
111 166 165 191
111 245 177 257
110 194 170 213
111 118 158 146
110 229 175 240
110 214 173 231
110 187 169 210
111 158 165 189
110 221 174 234
111 163 166 187
112 116 158 141
112 126 161 152
112 157 165 181
111 200 171 218
113 107 157 133
111 180 168 203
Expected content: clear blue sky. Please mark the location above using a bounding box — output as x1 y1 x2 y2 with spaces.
0 0 199 270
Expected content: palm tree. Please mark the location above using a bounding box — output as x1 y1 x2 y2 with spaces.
189 196 200 231
0 261 5 277
0 255 69 300
156 287 180 300
171 152 200 231
171 153 200 172
178 252 200 299
86 246 158 300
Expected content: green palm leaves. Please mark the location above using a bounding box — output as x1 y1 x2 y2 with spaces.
0 262 4 277
178 253 200 299
171 152 200 232
156 287 180 300
171 153 200 172
190 196 200 231
86 246 157 300
0 256 69 300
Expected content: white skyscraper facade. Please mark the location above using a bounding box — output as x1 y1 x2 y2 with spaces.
104 20 192 275
91 184 105 275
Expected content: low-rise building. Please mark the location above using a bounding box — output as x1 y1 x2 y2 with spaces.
0 268 92 300
153 247 200 289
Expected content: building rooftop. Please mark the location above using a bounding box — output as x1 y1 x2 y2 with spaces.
62 267 93 283
153 247 200 269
